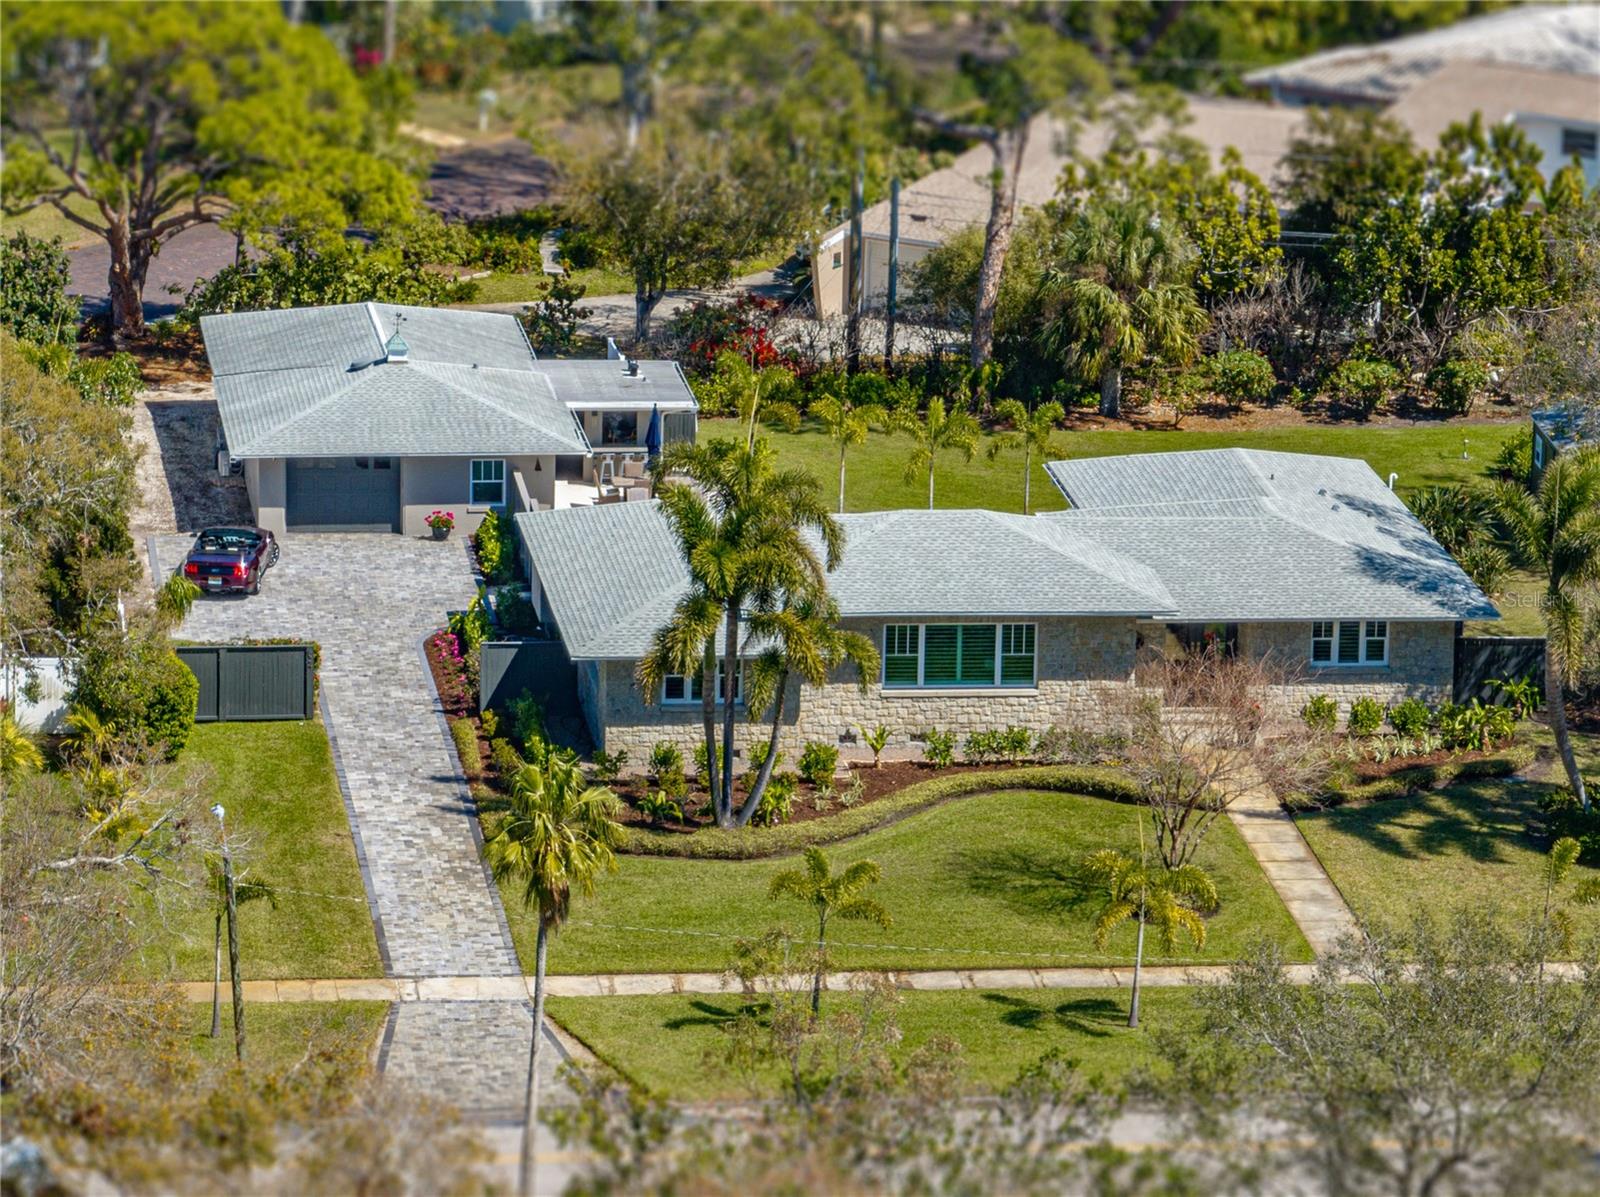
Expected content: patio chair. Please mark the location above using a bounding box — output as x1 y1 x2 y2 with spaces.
624 487 650 503
621 459 648 481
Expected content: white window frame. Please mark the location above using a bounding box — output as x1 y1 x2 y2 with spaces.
1310 619 1388 667
663 665 742 706
469 458 505 507
881 622 1037 690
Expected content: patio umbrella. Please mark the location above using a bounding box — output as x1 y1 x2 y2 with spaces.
645 403 662 463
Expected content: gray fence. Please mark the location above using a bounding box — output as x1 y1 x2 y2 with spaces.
479 639 578 715
176 644 316 722
1454 635 1545 704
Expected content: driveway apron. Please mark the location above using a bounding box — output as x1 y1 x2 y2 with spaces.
151 533 552 1118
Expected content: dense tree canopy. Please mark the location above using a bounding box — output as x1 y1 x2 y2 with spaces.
1 1 422 337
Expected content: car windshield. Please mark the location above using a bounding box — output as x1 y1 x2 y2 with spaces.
196 529 260 553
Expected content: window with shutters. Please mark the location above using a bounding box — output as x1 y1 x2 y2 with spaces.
882 622 1034 689
1310 619 1388 666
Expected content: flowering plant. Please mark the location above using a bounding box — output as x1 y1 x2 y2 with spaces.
426 510 455 531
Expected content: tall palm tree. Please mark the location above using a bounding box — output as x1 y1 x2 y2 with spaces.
893 396 981 509
740 590 878 826
988 398 1065 514
484 749 625 1197
1041 196 1207 417
641 435 842 827
768 847 891 1015
810 387 886 513
1492 447 1600 811
1076 827 1217 1028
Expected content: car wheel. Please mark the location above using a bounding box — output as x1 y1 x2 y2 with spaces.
267 542 280 568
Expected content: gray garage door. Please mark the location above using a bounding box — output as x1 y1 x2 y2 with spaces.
286 457 399 531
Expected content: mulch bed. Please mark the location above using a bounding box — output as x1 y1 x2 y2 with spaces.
1346 745 1505 781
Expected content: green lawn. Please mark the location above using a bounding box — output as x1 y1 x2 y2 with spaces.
472 252 785 306
137 722 383 981
548 986 1198 1101
187 1001 389 1071
706 418 1523 516
507 788 1309 975
1297 773 1600 945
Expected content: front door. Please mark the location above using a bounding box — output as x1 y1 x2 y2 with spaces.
1169 622 1238 658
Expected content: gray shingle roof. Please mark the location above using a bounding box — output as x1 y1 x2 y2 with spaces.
201 303 589 458
516 503 1176 661
1043 449 1499 622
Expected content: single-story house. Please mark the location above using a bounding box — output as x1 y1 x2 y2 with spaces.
811 98 1307 320
200 303 697 536
516 448 1498 762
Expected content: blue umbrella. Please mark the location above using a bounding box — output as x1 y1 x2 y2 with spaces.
644 403 662 463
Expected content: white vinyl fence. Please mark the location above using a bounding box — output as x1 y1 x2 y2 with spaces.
3 656 71 732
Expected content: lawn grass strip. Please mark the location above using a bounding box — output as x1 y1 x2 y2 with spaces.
622 766 1142 860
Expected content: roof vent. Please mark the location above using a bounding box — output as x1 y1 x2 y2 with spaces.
383 330 410 363
625 358 640 378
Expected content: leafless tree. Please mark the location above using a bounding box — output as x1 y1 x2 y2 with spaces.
1119 649 1332 870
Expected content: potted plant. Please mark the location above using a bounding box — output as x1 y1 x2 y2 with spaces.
426 510 455 540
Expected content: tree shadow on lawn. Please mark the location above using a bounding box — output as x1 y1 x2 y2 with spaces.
1302 777 1551 865
946 844 1090 919
664 997 766 1031
979 992 1123 1037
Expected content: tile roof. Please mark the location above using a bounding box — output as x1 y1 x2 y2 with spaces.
202 303 589 458
1042 449 1499 622
1243 4 1600 105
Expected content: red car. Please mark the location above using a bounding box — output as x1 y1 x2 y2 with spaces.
182 526 279 595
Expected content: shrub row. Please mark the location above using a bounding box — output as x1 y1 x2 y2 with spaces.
621 765 1141 860
1313 743 1534 807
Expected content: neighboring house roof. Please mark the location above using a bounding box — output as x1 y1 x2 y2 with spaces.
1386 61 1600 147
1043 449 1499 622
819 96 1307 250
1242 4 1600 106
534 358 698 411
202 303 589 459
1532 404 1600 452
516 504 1177 661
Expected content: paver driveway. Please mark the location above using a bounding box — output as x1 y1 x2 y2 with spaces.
151 533 518 978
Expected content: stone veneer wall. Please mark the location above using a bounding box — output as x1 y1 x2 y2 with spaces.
1235 620 1456 723
591 616 1140 764
581 617 1459 763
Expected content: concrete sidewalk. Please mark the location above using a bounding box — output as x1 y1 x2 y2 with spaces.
174 963 1319 1005
1227 783 1361 955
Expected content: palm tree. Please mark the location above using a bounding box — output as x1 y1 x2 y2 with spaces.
641 435 842 827
768 847 891 1015
810 387 886 513
204 857 275 1038
988 399 1065 514
740 590 878 826
1075 824 1217 1028
893 397 981 509
1041 196 1207 417
484 749 626 1197
1492 447 1600 811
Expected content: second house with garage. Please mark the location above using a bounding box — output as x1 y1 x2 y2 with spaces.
200 302 698 536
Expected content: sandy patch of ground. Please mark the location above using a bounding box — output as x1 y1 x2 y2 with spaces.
129 381 252 556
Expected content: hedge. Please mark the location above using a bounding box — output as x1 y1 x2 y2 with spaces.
449 716 482 780
1312 743 1535 807
621 765 1142 860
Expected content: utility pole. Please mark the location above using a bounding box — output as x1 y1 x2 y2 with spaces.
884 176 901 371
382 0 398 66
213 804 245 1062
844 151 864 375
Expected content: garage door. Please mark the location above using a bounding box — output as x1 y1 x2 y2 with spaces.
286 458 399 531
